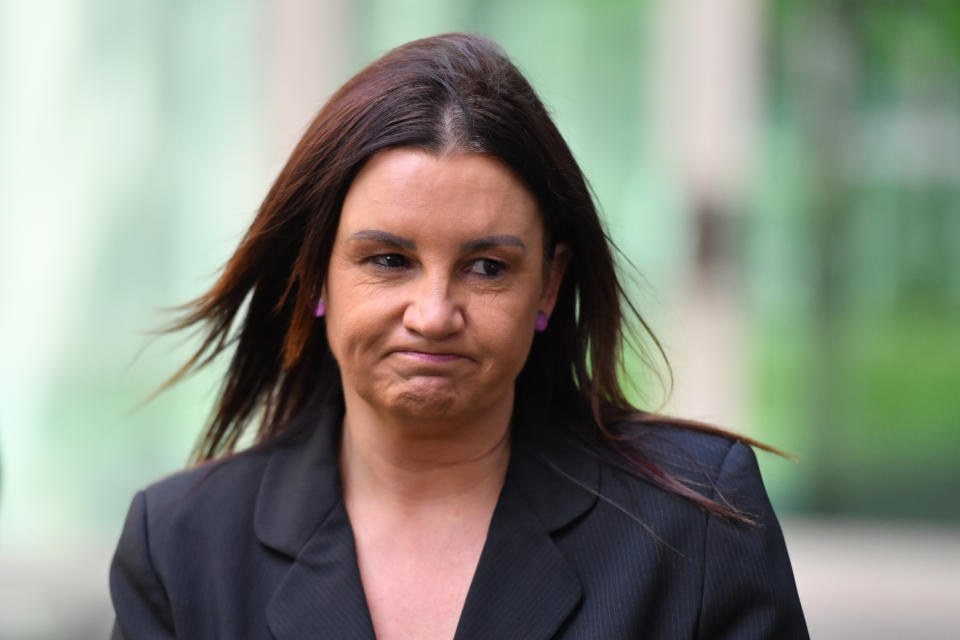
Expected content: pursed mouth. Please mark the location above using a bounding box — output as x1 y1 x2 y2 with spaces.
393 350 467 363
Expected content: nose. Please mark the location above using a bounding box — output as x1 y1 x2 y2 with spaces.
402 275 465 339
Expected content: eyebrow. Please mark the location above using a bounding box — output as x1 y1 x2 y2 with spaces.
348 230 416 251
348 230 526 253
461 235 526 253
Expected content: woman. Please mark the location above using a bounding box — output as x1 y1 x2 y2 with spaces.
110 33 808 639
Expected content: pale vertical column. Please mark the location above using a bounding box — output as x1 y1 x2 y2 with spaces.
259 0 352 168
0 0 113 542
646 0 763 434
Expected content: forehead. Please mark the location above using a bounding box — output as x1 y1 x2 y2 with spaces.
338 148 543 241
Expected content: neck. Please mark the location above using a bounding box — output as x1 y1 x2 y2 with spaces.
339 388 513 508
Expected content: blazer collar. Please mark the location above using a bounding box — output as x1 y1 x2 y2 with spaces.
508 400 601 531
255 401 600 640
453 404 600 638
254 407 344 557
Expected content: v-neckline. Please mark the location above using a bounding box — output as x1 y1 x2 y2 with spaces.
345 477 503 639
256 402 600 639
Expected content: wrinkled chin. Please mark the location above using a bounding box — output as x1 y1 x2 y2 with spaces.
388 378 461 419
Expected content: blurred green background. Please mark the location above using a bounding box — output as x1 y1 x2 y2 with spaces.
1 0 958 638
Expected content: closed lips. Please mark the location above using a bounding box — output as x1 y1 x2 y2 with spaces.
395 350 466 362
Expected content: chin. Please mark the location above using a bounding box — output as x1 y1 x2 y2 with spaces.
368 377 465 421
390 391 460 420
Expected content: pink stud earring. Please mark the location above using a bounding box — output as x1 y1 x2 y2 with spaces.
314 298 325 318
535 310 548 332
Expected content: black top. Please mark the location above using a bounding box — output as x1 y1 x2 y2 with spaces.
109 403 809 639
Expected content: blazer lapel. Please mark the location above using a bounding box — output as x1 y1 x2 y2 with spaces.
265 499 375 639
256 409 376 639
454 409 600 640
254 401 599 640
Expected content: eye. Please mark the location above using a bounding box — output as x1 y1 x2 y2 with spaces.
466 258 507 278
369 253 410 269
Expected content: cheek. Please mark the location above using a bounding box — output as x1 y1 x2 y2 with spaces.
473 301 538 364
324 286 398 365
325 309 375 363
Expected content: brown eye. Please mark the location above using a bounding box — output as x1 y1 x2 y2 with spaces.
466 258 506 277
370 254 410 269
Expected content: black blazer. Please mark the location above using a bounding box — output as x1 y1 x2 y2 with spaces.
110 405 808 639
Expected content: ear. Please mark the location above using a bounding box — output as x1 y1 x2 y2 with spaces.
538 243 570 317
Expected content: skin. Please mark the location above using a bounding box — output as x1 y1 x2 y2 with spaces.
322 148 568 639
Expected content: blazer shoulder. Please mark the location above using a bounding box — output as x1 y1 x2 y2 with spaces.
639 423 737 462
136 446 274 537
589 420 783 528
646 425 778 517
620 422 743 491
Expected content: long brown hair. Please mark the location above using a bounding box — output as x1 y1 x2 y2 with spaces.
160 33 780 521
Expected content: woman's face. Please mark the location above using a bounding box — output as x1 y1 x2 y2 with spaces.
323 148 567 423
